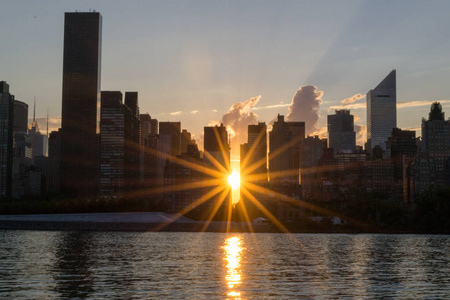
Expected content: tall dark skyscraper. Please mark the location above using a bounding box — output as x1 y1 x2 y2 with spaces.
366 70 397 152
204 124 230 172
0 81 14 198
60 12 102 197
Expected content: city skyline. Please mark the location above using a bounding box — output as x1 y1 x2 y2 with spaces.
2 1 450 159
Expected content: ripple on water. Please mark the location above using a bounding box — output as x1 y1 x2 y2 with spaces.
0 231 449 299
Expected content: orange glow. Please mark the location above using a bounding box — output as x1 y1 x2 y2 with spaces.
223 236 244 299
228 171 240 189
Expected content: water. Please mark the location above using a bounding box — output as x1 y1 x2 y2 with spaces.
1 231 449 299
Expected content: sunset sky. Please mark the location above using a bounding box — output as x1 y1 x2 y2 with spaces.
2 0 450 159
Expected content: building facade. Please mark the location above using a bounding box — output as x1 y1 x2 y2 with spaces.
241 123 267 183
60 12 102 198
99 91 141 198
421 102 450 186
366 70 397 152
159 122 181 158
0 81 14 198
269 114 305 184
13 100 28 133
204 124 230 173
328 109 356 155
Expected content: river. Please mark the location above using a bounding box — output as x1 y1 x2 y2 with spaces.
1 231 449 299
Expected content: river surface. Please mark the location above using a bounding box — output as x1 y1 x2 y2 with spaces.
0 231 449 299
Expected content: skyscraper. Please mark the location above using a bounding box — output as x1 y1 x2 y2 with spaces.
421 102 450 186
366 70 396 152
13 100 28 133
99 91 124 197
100 91 141 198
241 122 267 182
124 92 140 192
60 12 102 197
0 81 14 198
269 114 305 183
328 109 356 155
139 113 159 185
159 122 181 157
204 124 230 172
181 129 194 154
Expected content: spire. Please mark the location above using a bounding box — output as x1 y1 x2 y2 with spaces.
429 102 444 121
373 69 396 92
33 96 36 122
46 108 49 138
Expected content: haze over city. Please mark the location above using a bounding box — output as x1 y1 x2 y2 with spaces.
1 2 450 298
3 0 450 161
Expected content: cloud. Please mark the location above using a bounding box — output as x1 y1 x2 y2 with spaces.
330 103 366 110
208 120 221 126
170 111 182 116
341 93 365 106
222 95 261 155
404 127 421 132
331 99 450 111
190 110 199 114
355 124 367 146
286 85 323 135
397 100 450 108
252 102 290 111
30 116 61 133
309 126 328 139
195 133 204 151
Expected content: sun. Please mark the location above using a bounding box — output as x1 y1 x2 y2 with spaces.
228 171 240 189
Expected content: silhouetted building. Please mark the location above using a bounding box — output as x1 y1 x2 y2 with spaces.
241 122 267 182
28 117 48 159
204 124 230 172
164 154 208 214
328 109 356 155
181 129 195 154
140 113 159 185
0 81 14 198
34 133 48 157
421 102 450 186
124 92 140 192
299 136 325 196
34 155 48 194
159 122 181 157
13 100 28 133
150 120 158 135
366 70 396 152
406 155 436 202
386 128 417 183
48 130 62 194
365 160 395 193
269 114 305 183
60 12 102 198
99 91 141 198
12 131 32 198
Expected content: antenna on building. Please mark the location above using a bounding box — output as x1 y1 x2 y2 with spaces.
33 96 36 123
46 108 49 138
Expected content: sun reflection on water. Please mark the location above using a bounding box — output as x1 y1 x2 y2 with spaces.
223 236 244 299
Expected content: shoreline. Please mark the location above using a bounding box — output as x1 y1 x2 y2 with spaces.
0 212 448 234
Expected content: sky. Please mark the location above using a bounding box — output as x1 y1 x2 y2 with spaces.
2 0 450 160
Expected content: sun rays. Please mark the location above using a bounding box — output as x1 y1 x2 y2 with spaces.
122 123 372 236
